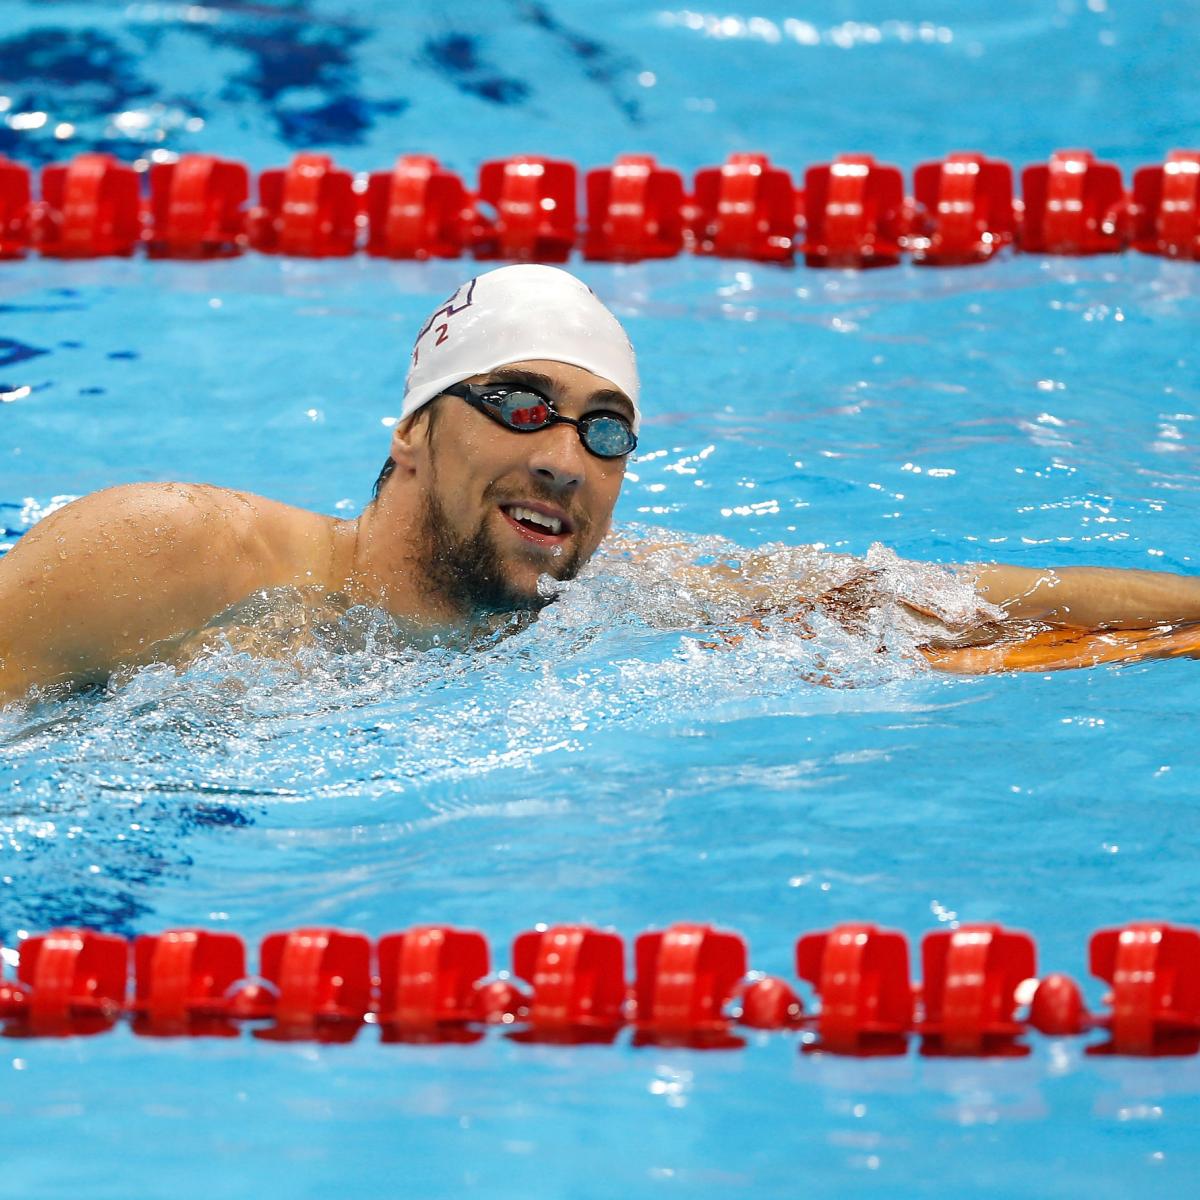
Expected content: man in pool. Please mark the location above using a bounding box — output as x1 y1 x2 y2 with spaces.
3 263 1200 704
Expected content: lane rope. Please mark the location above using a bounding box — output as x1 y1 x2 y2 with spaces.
1 148 1197 265
2 919 1198 1055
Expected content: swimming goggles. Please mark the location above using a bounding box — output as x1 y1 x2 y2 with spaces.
442 381 638 459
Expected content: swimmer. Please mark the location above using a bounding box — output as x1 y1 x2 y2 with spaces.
3 263 1200 704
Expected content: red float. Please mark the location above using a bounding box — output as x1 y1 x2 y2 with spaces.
250 152 357 257
376 924 489 1041
1090 921 1200 1055
510 924 626 1041
473 155 578 262
796 923 912 1054
131 929 246 1035
584 153 685 261
365 154 471 259
1130 150 1200 260
690 152 796 263
739 975 804 1030
147 155 248 258
920 924 1036 1056
254 927 371 1041
910 152 1015 265
7 929 128 1035
474 978 532 1024
634 922 746 1045
37 153 142 258
1029 972 1087 1037
802 153 907 268
1020 148 1126 255
0 155 32 258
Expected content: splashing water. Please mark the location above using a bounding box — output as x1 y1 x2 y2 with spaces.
0 522 998 936
2 522 997 752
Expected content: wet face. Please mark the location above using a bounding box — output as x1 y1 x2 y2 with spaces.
412 360 633 615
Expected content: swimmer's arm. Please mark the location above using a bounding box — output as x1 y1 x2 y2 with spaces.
599 529 903 630
599 530 847 611
971 563 1200 629
0 484 265 703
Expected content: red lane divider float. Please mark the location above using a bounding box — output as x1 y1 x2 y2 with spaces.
802 153 906 268
473 154 578 263
1131 150 1200 260
251 152 357 257
0 154 32 259
584 153 685 261
634 923 747 1047
512 924 625 1043
910 152 1015 265
4 919 1200 1055
2 928 127 1036
147 154 248 259
690 151 796 263
36 152 142 258
133 928 246 1037
377 924 490 1036
919 924 1036 1057
1089 921 1200 1055
1020 148 1127 256
796 922 912 1055
365 155 472 260
1 148 1199 265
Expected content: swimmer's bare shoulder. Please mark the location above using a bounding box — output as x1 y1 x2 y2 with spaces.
0 482 342 702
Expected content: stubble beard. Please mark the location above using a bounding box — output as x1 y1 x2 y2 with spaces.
418 480 586 616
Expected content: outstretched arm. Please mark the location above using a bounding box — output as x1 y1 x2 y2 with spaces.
601 530 1200 639
970 564 1200 630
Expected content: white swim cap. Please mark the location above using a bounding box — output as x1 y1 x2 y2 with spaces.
401 265 640 432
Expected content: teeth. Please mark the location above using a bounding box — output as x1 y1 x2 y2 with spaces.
508 505 562 534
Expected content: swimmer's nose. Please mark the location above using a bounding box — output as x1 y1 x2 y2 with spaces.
527 424 587 491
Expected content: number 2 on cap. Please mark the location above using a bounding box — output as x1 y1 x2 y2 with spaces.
413 321 451 365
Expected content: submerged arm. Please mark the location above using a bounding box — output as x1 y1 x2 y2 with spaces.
601 531 1200 640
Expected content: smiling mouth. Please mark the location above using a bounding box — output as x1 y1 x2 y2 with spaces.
499 503 572 544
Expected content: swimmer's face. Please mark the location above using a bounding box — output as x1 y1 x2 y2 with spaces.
408 359 632 613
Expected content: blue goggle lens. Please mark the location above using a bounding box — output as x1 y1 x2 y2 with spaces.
483 388 636 459
578 414 636 458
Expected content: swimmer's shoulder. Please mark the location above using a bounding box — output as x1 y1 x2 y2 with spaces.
14 481 331 574
0 483 335 701
11 483 247 580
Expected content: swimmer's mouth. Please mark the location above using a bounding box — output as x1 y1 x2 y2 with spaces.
499 502 573 540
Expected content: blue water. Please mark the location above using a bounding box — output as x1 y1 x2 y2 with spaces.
4 2 1200 1197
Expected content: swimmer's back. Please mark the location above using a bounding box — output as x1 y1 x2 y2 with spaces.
0 482 342 702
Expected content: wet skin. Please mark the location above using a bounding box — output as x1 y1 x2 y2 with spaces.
6 355 1200 704
0 360 631 702
393 362 633 614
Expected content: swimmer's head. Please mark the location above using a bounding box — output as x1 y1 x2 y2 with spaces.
370 267 638 618
400 264 639 432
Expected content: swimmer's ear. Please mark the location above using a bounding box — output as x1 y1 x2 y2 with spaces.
389 411 430 473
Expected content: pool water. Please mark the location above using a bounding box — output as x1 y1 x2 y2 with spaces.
4 2 1200 1197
